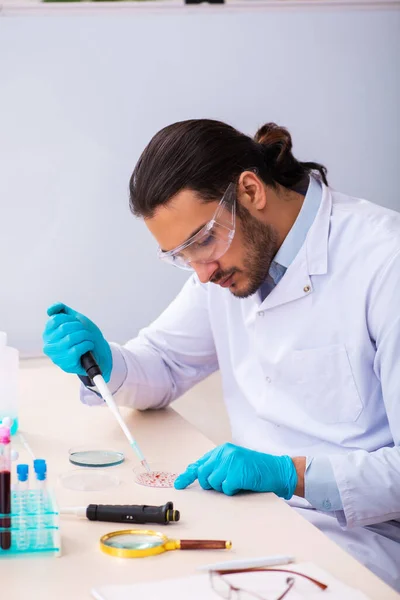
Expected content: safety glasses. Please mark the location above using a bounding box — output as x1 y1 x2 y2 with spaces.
157 182 237 271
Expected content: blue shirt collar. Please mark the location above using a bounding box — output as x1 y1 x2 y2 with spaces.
273 175 322 270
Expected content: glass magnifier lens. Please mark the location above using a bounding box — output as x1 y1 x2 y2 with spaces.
100 530 169 558
105 532 164 551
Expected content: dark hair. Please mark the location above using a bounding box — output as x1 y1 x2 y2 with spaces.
129 119 328 219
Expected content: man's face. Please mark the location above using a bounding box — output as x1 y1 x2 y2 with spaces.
146 182 279 299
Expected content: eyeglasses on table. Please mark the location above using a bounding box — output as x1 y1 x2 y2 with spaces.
209 566 328 600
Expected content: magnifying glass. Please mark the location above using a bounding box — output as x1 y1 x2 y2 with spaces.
100 529 232 558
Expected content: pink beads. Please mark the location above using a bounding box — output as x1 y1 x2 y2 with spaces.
136 470 178 488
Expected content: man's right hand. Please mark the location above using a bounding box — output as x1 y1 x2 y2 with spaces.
42 302 112 382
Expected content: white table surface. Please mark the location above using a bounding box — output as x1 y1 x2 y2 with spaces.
2 361 399 599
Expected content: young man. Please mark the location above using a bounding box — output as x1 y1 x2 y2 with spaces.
43 120 400 590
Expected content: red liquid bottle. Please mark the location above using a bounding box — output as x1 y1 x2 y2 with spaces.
0 426 11 550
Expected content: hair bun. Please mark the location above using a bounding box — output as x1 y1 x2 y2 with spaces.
254 122 293 162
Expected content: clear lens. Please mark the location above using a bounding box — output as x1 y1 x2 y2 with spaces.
163 254 193 270
162 235 232 270
209 570 320 600
210 572 233 599
104 532 164 551
158 182 236 271
237 592 264 600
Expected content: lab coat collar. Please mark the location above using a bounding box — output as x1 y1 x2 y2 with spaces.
305 180 331 276
258 181 332 311
274 175 323 270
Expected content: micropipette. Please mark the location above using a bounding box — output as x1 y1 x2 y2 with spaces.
80 353 150 472
53 308 150 471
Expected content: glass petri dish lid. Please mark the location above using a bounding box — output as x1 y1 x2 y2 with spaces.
59 468 120 492
68 445 124 468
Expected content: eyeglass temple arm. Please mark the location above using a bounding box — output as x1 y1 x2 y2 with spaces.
213 568 328 591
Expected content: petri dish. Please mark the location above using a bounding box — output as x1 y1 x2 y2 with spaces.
59 468 120 491
68 445 124 468
133 461 180 489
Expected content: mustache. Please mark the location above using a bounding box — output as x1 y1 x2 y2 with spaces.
210 268 238 285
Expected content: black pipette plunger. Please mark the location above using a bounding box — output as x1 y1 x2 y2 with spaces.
86 501 180 525
62 502 180 525
80 351 102 383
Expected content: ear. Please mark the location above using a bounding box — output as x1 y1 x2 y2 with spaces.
237 170 268 213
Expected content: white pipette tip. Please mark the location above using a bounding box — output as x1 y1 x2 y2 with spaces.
140 458 151 473
93 374 150 469
60 506 87 518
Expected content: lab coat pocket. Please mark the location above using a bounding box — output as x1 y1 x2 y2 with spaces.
282 344 363 424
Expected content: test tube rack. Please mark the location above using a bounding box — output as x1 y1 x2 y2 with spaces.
0 489 61 557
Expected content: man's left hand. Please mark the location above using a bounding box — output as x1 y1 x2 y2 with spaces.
174 442 298 499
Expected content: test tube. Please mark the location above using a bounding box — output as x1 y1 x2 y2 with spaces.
16 464 29 550
0 426 12 550
34 459 47 548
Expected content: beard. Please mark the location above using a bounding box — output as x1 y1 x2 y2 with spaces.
210 204 279 299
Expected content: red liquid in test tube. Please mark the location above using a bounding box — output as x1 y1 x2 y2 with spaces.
0 426 12 550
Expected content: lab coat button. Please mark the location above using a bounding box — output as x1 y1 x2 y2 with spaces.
303 285 311 293
258 311 265 317
265 376 271 383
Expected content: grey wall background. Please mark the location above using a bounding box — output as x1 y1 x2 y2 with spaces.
1 4 399 355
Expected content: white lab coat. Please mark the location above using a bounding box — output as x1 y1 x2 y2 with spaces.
82 183 400 589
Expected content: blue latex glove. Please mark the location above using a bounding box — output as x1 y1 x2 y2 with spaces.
174 443 298 499
42 302 112 383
